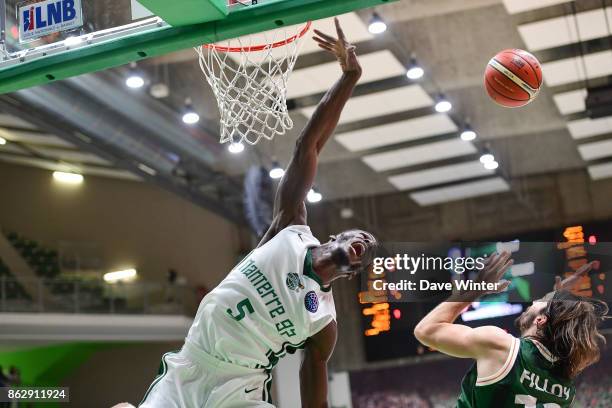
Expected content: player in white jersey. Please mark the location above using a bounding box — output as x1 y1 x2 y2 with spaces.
139 18 378 408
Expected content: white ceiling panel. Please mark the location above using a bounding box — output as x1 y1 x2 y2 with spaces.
288 50 406 99
336 114 458 152
503 0 573 14
0 129 75 148
410 177 510 206
301 85 433 124
542 50 612 87
578 139 612 161
567 116 612 139
362 139 477 172
518 8 612 52
0 143 27 155
29 146 112 166
0 114 38 129
0 154 83 173
588 162 612 180
388 161 494 191
553 89 586 115
0 154 139 181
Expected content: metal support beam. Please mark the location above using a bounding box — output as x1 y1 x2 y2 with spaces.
0 92 245 222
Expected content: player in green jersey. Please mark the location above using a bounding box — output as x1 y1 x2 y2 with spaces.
414 254 608 407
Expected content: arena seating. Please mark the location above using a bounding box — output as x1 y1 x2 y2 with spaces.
6 232 60 279
0 257 31 301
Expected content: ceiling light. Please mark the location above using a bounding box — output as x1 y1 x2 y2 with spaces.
103 268 137 283
0 137 6 145
52 171 83 184
484 160 499 170
406 65 424 80
125 75 144 89
125 62 145 89
269 161 285 179
406 56 424 80
340 208 354 219
435 94 452 113
182 98 200 124
182 112 200 125
307 188 322 203
150 83 169 99
368 13 387 34
460 130 477 141
460 124 477 141
228 142 245 154
479 153 495 164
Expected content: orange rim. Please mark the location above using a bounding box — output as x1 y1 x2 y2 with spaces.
202 21 312 52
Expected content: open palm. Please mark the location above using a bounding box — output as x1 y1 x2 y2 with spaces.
312 18 362 75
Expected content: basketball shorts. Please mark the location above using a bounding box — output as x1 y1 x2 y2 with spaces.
139 341 275 408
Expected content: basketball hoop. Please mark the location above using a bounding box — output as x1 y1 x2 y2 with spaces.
195 21 312 146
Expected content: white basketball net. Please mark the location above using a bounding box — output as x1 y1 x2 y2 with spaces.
195 22 311 145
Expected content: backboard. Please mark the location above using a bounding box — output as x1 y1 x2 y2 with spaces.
0 0 397 93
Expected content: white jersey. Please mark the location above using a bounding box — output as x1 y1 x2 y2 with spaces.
186 225 336 371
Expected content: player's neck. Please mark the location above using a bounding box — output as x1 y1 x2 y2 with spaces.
521 326 538 338
311 246 340 286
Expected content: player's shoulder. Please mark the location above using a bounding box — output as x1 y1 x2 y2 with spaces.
278 223 319 243
468 325 515 351
282 223 314 235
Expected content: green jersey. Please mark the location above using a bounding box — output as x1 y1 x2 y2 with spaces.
457 337 575 408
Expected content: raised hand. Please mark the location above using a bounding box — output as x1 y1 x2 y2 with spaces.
554 260 597 291
313 17 362 76
473 251 514 296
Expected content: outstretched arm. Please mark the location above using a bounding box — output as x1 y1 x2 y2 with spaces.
258 18 362 246
554 260 597 291
300 321 337 408
414 252 514 359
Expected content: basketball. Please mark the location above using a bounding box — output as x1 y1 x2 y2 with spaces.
484 49 542 108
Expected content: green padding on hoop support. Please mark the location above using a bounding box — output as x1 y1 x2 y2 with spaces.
0 0 399 94
137 0 228 27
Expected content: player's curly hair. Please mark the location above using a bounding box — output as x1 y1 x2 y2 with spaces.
536 290 609 379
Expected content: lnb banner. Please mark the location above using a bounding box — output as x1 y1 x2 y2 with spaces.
359 241 611 304
18 0 83 43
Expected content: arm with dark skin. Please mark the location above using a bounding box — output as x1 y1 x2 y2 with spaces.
300 321 337 408
258 18 362 247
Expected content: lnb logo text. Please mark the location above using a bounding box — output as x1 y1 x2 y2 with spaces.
20 0 82 42
23 0 77 32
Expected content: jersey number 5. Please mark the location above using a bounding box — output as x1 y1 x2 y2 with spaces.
227 298 255 321
515 395 561 408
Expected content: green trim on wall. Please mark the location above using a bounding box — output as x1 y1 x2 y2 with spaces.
0 342 132 408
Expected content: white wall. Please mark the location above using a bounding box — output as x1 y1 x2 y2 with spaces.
329 371 353 408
